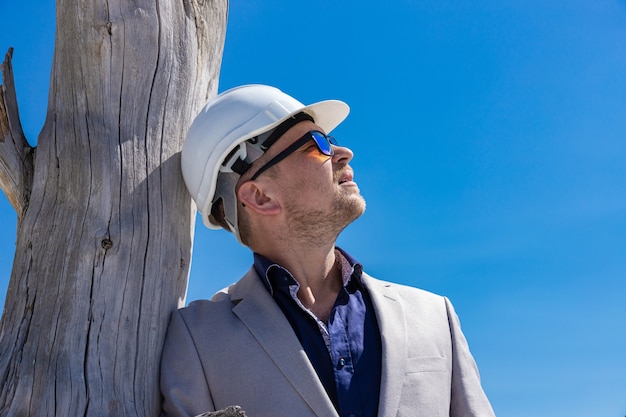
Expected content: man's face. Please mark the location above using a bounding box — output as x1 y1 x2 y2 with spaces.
247 120 366 243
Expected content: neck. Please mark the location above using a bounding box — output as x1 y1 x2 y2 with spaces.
255 235 343 323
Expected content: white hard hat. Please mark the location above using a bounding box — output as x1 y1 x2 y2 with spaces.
181 84 350 238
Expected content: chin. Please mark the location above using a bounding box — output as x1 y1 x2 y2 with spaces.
339 194 366 223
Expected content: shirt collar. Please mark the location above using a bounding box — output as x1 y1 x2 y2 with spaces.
253 247 364 295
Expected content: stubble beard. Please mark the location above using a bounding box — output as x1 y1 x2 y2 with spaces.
285 187 366 247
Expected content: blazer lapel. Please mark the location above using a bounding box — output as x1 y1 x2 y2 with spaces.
362 273 407 417
230 268 338 417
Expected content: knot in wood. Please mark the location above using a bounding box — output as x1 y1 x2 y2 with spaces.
101 238 113 250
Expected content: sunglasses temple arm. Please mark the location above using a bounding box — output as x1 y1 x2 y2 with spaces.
249 137 308 180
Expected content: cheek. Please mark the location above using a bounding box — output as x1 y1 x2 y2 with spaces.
310 160 334 189
281 154 334 192
306 149 332 163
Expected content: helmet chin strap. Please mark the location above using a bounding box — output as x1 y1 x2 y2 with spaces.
258 112 314 150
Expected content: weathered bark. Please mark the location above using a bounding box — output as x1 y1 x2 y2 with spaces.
0 0 227 416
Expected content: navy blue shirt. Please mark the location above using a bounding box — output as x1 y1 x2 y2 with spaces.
254 248 382 417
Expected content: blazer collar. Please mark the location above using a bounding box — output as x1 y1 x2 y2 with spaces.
229 268 339 417
361 273 407 417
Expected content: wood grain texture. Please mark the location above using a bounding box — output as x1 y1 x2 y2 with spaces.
0 1 227 415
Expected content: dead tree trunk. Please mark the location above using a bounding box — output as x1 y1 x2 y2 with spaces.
0 0 227 415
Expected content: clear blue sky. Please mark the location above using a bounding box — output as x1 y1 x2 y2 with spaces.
1 1 625 416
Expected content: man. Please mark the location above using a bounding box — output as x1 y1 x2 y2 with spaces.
160 84 495 417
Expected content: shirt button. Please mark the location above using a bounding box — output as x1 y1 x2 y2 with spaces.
337 357 346 369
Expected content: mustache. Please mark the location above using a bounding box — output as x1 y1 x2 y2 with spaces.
333 167 353 181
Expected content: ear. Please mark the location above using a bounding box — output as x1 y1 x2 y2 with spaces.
237 180 281 216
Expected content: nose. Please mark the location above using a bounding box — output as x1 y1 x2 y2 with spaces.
331 144 354 165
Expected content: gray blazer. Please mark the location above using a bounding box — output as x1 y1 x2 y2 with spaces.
160 268 495 417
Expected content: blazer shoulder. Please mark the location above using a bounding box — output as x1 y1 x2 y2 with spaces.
174 267 265 334
362 272 446 303
174 285 239 332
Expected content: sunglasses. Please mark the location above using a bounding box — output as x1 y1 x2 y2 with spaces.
249 130 337 181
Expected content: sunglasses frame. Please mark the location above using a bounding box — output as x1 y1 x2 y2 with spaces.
249 130 337 181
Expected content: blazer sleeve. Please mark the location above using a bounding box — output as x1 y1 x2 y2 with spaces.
445 297 496 417
160 309 216 417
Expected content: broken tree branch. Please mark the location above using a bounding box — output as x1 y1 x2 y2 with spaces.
0 47 34 218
